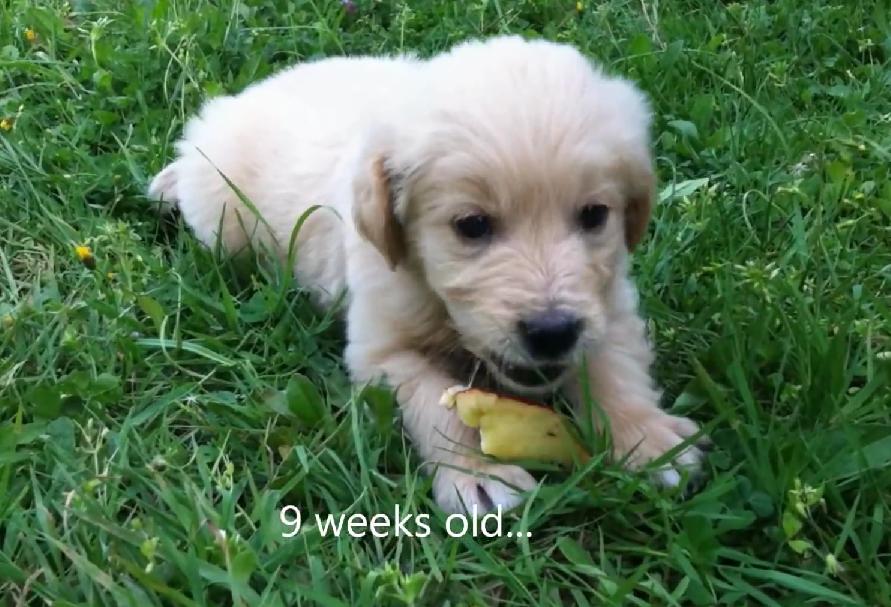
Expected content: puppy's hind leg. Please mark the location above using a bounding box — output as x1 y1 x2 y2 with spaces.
147 162 180 213
147 93 284 257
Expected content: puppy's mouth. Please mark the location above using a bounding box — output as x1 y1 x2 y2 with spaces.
480 351 570 391
498 359 567 387
443 347 572 395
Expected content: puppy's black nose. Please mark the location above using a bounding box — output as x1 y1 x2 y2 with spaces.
518 310 583 360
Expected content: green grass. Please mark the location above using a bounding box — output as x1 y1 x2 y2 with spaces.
1 0 890 604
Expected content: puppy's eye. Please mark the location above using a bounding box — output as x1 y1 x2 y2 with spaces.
453 214 493 240
578 203 609 232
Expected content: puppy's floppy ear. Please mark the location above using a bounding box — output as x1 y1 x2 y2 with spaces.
354 155 406 270
604 77 656 250
624 160 656 250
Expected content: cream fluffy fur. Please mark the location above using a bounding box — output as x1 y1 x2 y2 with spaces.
149 36 706 513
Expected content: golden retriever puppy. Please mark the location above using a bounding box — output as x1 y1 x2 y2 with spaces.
149 36 705 513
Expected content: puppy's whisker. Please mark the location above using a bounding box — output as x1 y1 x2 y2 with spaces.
579 334 600 354
502 336 536 367
466 358 482 387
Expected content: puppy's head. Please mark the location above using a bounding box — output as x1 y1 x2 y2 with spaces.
355 36 654 395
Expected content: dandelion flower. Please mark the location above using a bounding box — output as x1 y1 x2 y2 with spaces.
0 118 11 131
75 244 96 269
576 1 584 11
24 28 37 43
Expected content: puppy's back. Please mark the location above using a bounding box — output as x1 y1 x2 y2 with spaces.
149 55 418 304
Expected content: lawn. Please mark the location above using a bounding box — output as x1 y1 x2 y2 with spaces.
1 0 890 605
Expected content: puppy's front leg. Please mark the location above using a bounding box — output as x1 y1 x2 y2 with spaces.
348 347 536 513
570 303 706 486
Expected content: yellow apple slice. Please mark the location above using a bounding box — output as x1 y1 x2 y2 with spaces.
441 387 590 465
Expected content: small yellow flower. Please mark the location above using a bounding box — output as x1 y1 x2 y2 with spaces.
0 118 11 131
24 28 37 43
75 245 96 269
576 1 583 11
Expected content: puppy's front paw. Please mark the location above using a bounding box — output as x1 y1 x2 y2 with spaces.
433 460 537 514
613 411 707 488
